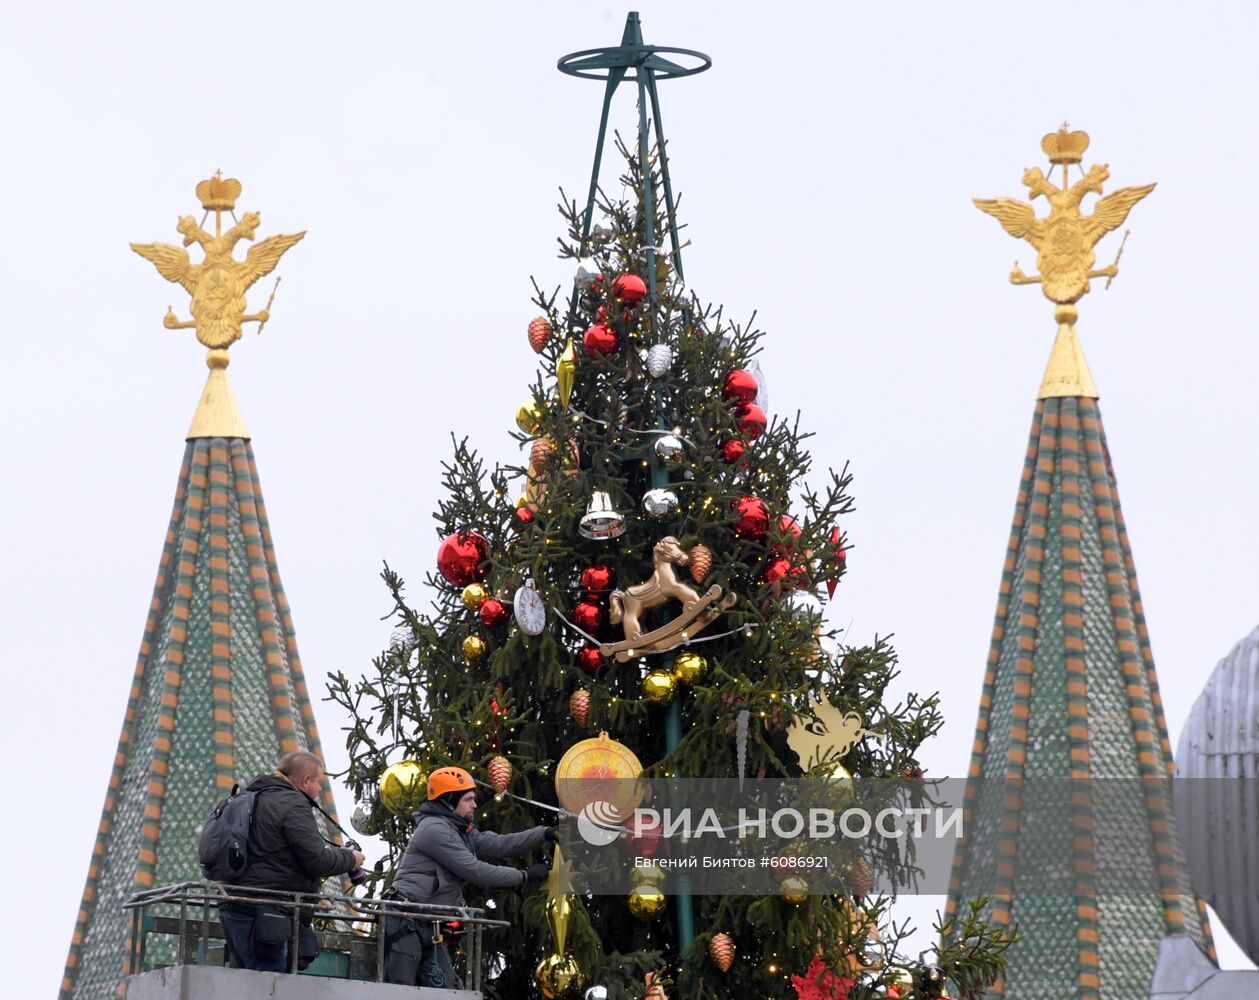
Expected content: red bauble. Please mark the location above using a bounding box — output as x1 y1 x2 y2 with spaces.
732 496 770 539
765 556 807 592
611 273 647 304
763 556 792 585
514 505 535 527
479 597 509 628
580 564 615 596
722 369 759 405
572 600 606 632
576 645 604 676
623 813 663 858
436 531 490 586
583 322 619 357
720 439 746 464
735 403 767 439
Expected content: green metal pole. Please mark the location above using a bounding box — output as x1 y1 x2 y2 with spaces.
559 9 712 959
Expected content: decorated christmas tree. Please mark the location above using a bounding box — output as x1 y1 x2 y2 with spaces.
329 14 1012 1000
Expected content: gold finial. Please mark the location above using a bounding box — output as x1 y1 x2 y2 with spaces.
973 129 1155 398
130 175 305 438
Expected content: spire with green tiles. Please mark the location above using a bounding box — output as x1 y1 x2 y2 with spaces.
61 177 338 1000
947 131 1212 998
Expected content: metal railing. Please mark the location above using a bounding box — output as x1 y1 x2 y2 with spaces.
123 881 511 992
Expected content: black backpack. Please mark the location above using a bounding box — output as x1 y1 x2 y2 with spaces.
198 783 272 882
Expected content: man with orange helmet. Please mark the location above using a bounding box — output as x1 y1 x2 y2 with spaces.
383 765 555 988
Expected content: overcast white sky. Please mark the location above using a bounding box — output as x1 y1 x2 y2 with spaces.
3 2 1258 994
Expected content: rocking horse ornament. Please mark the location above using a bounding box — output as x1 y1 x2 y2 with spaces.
599 536 738 662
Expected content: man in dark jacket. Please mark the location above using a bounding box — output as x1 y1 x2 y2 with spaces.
384 765 554 988
219 750 364 973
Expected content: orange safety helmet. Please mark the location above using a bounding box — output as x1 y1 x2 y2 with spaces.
427 766 475 800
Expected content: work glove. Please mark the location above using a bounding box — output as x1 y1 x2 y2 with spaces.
525 861 552 883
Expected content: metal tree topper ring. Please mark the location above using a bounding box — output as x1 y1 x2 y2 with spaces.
554 731 644 820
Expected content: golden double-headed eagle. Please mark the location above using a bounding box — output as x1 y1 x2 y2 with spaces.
974 126 1154 304
131 174 304 350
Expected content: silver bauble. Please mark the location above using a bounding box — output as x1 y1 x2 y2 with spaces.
748 358 769 412
642 488 679 519
653 434 685 462
816 634 841 664
787 590 823 622
351 803 374 836
585 988 609 1000
574 259 602 289
646 344 673 378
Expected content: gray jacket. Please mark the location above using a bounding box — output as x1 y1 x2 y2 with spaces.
391 802 548 907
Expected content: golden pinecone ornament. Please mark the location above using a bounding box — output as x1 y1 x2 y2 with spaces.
709 932 735 972
487 755 512 793
688 544 713 583
569 689 591 727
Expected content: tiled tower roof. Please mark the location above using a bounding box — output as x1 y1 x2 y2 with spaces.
60 367 337 994
945 315 1213 996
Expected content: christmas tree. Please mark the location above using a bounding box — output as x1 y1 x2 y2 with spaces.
329 15 1012 1000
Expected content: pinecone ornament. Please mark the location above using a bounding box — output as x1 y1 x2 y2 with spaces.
527 316 552 353
845 857 875 897
709 932 735 972
688 544 713 584
487 755 513 793
530 438 557 471
569 689 591 727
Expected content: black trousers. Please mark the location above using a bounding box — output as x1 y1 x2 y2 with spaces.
382 914 458 988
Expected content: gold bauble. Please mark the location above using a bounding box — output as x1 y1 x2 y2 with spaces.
535 952 587 999
462 634 487 662
642 670 677 704
461 583 489 611
821 762 854 805
627 884 667 921
779 875 809 904
632 861 666 887
672 651 708 686
379 760 426 815
516 399 544 434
